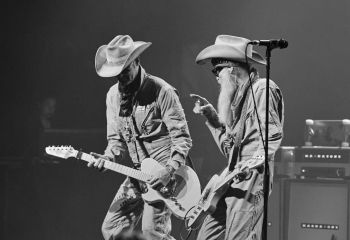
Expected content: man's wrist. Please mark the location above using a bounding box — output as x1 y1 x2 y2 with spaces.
165 159 181 175
165 164 176 175
202 104 217 118
202 106 223 129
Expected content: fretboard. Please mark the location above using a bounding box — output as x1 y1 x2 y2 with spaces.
78 152 152 182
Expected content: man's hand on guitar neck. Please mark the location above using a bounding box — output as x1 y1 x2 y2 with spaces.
234 155 265 181
87 152 113 171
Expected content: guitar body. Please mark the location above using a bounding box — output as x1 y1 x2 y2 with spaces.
140 158 201 219
186 157 264 228
186 169 231 228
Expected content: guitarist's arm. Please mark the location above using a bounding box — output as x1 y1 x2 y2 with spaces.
205 121 232 159
88 88 130 171
104 88 131 163
159 88 192 170
245 83 284 194
189 94 231 159
246 83 284 161
150 88 192 190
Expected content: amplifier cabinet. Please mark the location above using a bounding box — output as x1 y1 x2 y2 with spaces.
284 179 349 240
267 177 286 240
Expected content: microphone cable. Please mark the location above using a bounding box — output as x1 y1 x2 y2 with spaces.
244 43 266 151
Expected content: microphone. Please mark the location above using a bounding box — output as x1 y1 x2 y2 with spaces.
250 39 288 49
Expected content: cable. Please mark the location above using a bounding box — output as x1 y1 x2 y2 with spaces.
244 44 266 150
178 206 194 240
184 205 201 230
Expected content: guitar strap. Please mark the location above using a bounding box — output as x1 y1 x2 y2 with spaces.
228 80 254 172
130 114 150 159
124 114 148 193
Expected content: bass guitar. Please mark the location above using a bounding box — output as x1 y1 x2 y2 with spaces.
185 157 264 228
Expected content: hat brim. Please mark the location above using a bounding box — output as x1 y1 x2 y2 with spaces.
196 44 266 66
95 41 152 78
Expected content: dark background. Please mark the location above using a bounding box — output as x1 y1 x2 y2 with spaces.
1 0 350 239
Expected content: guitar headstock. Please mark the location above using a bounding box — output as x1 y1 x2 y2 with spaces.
45 145 77 159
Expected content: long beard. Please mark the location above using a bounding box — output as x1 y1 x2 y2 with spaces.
217 78 236 126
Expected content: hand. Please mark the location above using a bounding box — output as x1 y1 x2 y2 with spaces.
149 168 173 190
87 152 111 171
190 93 222 128
189 93 211 114
235 162 246 172
235 162 253 181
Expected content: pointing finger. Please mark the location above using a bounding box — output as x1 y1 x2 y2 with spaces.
189 93 203 101
190 94 209 105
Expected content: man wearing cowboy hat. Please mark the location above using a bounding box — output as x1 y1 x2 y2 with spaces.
190 35 284 240
90 35 192 240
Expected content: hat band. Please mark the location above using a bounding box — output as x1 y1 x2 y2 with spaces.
106 53 129 65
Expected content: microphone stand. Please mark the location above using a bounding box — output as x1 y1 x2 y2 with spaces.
249 39 287 240
262 46 271 240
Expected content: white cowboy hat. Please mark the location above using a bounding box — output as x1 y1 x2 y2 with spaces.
196 35 266 65
95 35 152 77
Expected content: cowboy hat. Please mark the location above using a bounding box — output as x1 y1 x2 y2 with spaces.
95 35 152 77
196 35 266 66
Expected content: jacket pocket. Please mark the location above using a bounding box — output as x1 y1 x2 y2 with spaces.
140 106 155 131
138 105 163 137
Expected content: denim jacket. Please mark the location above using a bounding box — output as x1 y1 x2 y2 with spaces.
104 67 192 169
206 78 284 184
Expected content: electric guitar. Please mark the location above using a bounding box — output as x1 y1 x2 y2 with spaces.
45 146 201 219
185 157 264 228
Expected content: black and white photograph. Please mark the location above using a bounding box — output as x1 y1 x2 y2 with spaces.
1 1 350 240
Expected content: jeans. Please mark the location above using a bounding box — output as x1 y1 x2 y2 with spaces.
197 171 264 240
101 177 175 240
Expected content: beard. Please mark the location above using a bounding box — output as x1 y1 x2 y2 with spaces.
217 76 237 126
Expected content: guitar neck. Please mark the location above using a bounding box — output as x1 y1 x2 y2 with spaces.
77 152 151 182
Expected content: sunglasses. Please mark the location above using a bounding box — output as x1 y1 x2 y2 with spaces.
211 64 239 77
211 66 225 77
